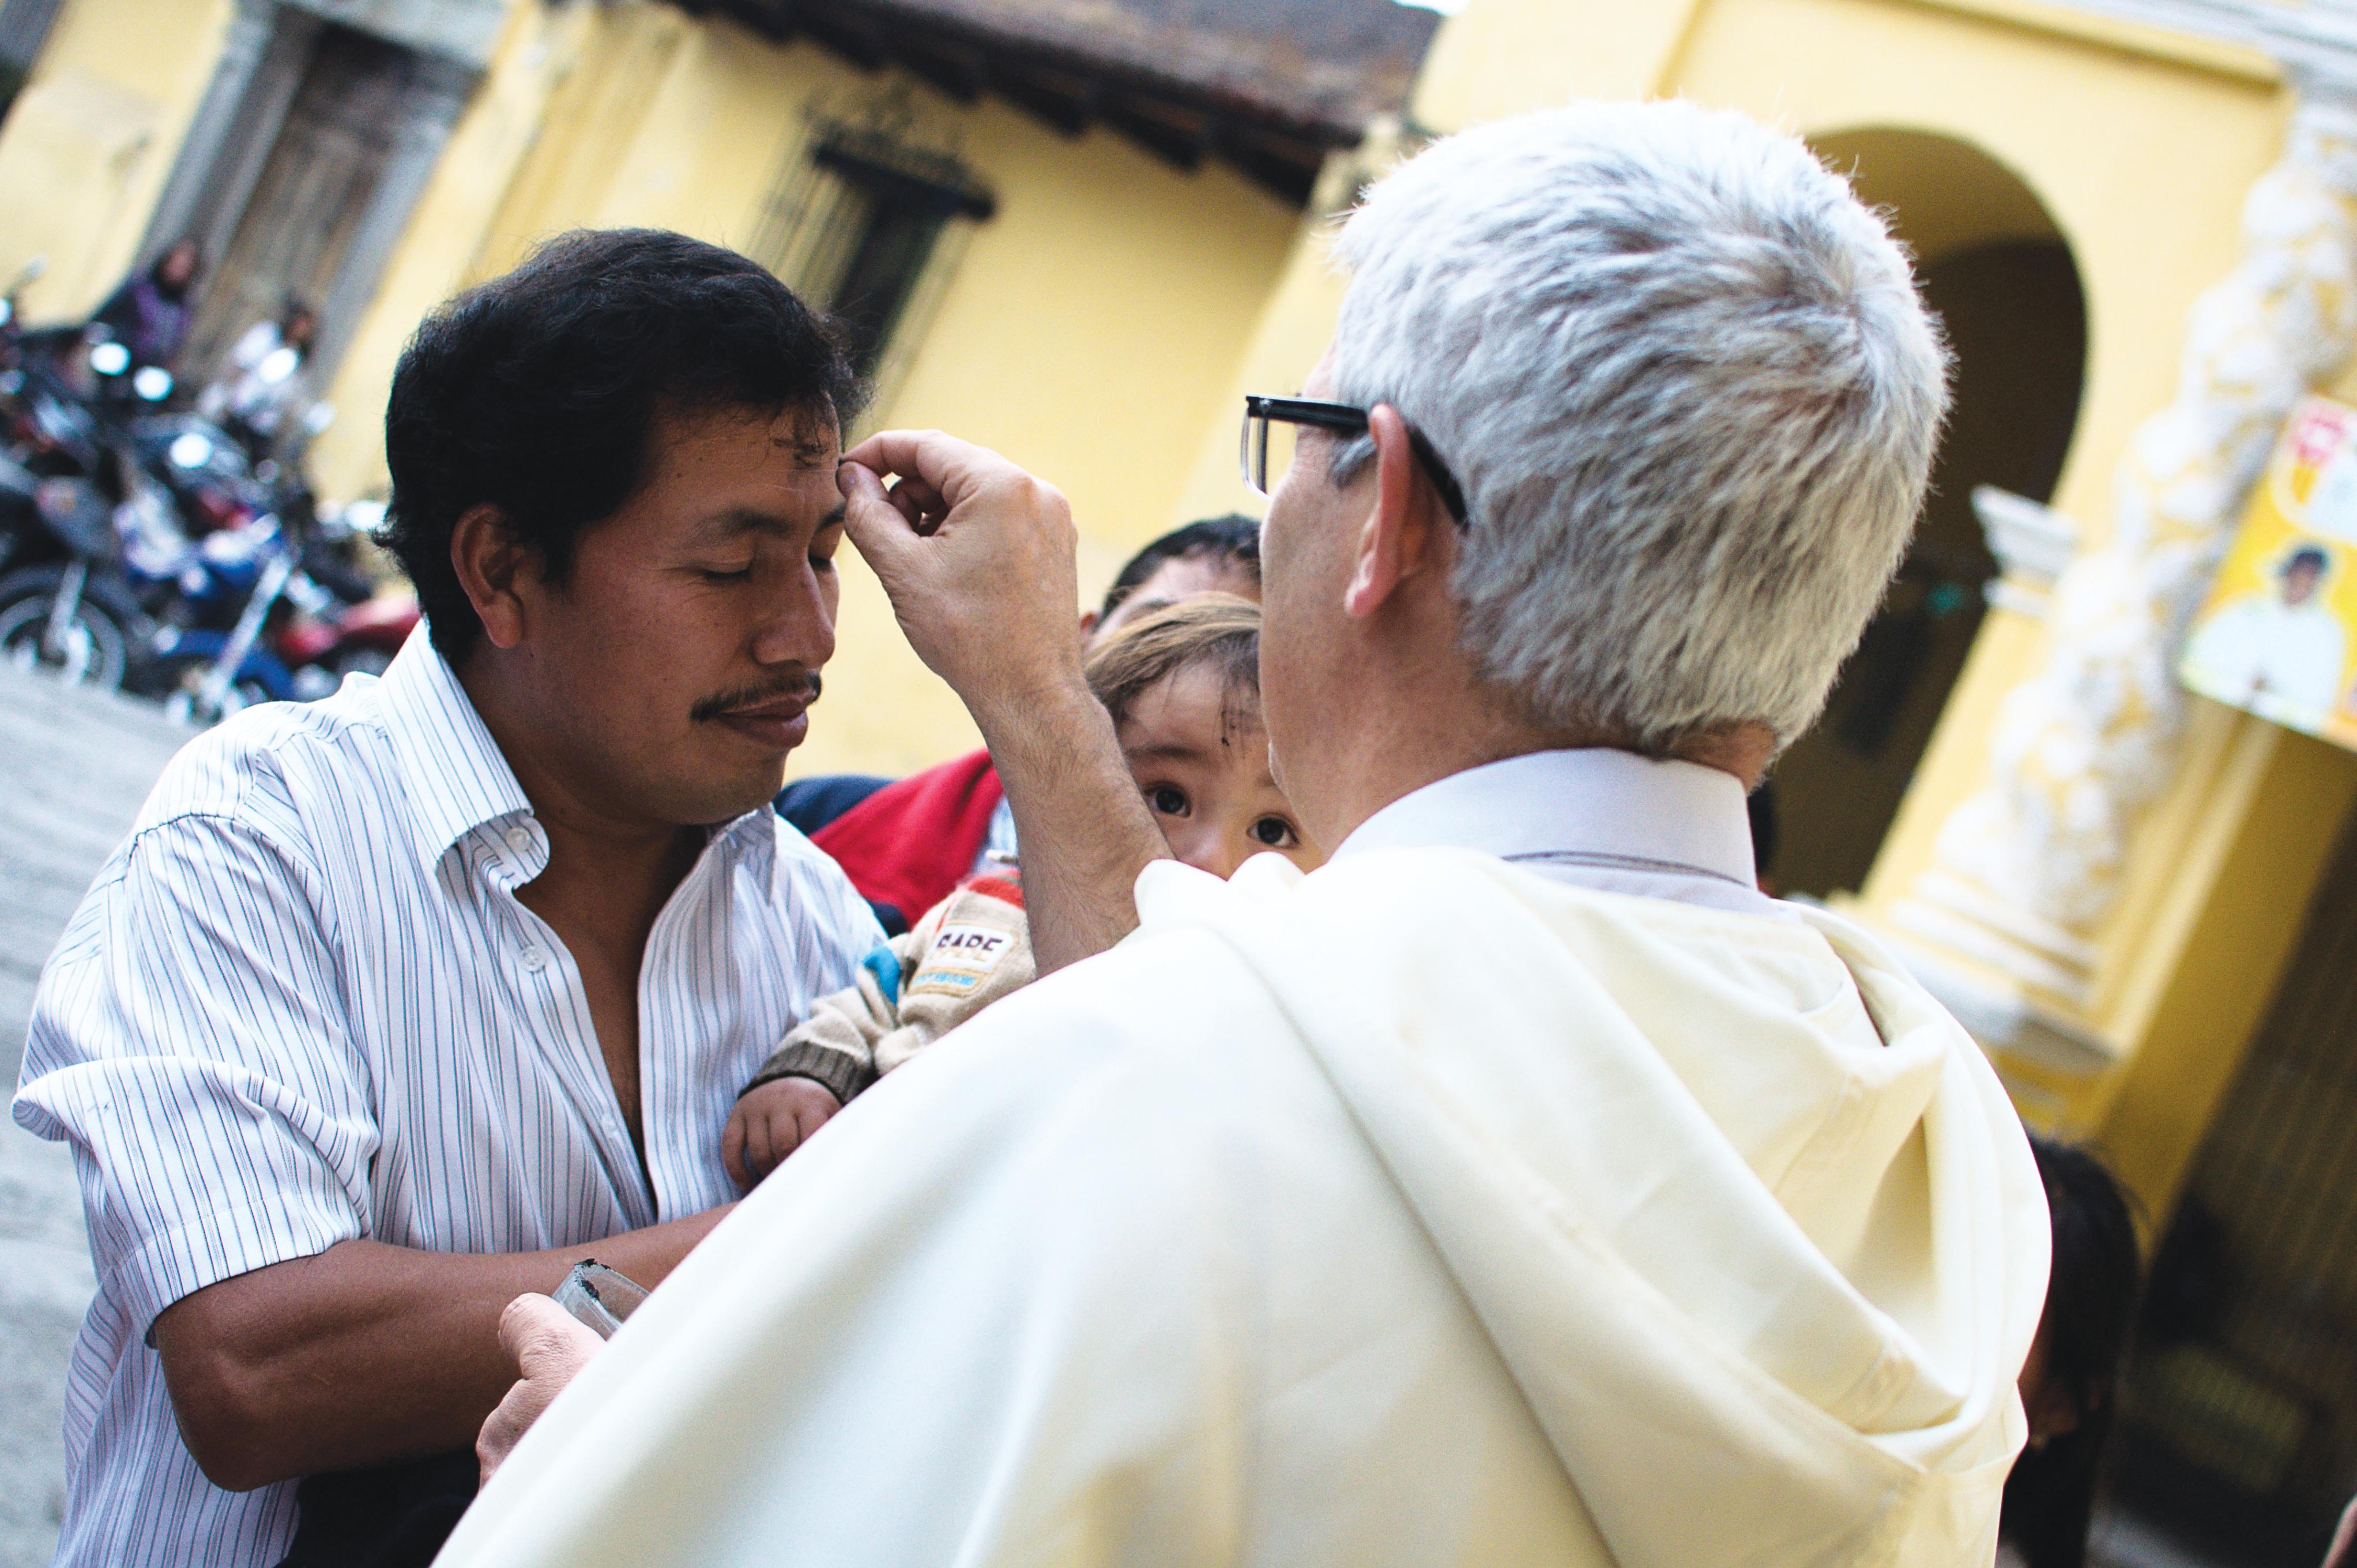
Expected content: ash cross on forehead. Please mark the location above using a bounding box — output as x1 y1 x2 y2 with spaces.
769 408 838 468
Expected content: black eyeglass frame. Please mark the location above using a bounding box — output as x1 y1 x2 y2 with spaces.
1241 394 1469 527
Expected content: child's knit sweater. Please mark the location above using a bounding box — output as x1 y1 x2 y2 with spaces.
742 875 1034 1107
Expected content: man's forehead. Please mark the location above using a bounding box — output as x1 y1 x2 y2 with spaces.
620 404 844 541
653 401 839 468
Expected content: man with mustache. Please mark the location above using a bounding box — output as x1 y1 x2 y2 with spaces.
11 230 891 1568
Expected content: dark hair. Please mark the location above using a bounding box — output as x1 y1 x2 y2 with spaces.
381 228 863 661
1100 514 1261 621
2002 1135 2143 1568
1083 594 1261 733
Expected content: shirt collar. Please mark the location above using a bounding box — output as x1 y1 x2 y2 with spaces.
376 625 536 871
1335 748 1759 889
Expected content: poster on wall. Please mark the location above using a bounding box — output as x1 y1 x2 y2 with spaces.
2180 395 2357 751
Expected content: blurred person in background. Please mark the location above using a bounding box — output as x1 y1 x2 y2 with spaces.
199 296 319 451
1999 1136 2141 1568
90 237 202 367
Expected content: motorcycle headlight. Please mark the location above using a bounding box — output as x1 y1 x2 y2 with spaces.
88 341 129 376
168 432 214 469
133 365 173 401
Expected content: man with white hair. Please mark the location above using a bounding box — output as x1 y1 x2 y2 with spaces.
441 101 2049 1568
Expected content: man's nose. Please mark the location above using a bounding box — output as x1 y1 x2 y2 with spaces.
750 568 837 669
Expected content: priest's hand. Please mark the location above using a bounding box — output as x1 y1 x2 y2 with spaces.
476 1293 603 1487
837 429 1083 729
838 432 1168 973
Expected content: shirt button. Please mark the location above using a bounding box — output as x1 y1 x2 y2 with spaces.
521 945 548 973
506 827 534 855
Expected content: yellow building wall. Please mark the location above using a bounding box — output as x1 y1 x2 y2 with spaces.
0 0 232 322
306 3 1297 780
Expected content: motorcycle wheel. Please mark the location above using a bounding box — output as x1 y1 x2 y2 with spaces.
0 563 133 689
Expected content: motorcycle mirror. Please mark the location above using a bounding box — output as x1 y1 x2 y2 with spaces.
168 431 214 469
88 341 130 376
133 365 174 401
303 402 336 436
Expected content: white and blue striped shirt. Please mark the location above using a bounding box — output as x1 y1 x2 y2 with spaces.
12 628 884 1568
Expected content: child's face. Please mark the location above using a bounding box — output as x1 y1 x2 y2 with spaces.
1117 663 1323 880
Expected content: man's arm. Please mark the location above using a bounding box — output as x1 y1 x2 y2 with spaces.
838 432 1168 972
154 1208 731 1492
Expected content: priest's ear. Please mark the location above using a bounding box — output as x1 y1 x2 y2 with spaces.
1343 403 1451 621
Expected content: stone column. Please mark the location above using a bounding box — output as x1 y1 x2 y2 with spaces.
138 0 320 266
0 0 68 77
306 50 475 381
1892 95 2357 1004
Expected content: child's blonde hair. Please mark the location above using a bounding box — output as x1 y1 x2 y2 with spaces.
1083 594 1261 735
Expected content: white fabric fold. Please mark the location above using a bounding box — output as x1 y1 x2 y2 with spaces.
438 850 2047 1568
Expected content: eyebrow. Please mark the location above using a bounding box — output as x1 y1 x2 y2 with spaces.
691 502 845 543
1122 739 1215 764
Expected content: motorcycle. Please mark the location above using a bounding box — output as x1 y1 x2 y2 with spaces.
138 499 410 725
0 468 145 688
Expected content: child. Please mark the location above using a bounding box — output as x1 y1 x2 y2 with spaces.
722 595 1319 1188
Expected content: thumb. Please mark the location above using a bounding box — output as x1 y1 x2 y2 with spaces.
500 1292 598 1373
838 460 918 578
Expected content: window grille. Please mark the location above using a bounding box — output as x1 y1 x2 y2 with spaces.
747 90 995 403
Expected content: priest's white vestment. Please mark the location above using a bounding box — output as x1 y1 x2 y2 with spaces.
437 755 2050 1568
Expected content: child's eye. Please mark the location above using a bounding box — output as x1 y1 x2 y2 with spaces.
1147 785 1189 817
1250 816 1299 849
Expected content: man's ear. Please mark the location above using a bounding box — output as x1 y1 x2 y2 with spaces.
1077 607 1101 645
1342 403 1443 621
450 503 533 651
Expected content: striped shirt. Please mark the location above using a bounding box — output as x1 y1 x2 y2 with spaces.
12 628 883 1568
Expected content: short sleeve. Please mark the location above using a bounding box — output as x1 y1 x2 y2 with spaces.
12 812 375 1335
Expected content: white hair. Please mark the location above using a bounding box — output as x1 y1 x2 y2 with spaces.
1328 100 1949 754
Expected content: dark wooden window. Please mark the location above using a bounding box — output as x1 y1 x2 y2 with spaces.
750 107 995 385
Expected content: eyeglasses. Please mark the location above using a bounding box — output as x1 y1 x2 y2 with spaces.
1240 395 1469 526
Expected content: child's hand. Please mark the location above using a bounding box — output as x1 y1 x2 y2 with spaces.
722 1077 843 1190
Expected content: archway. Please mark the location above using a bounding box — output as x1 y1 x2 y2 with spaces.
1765 129 2087 899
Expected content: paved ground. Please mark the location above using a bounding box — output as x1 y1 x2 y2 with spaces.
0 663 187 1567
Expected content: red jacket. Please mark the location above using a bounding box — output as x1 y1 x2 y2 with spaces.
809 748 1005 932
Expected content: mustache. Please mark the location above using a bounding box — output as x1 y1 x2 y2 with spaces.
690 670 823 724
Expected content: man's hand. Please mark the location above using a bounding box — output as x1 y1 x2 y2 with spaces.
477 1293 605 1486
721 1077 842 1190
837 430 1084 728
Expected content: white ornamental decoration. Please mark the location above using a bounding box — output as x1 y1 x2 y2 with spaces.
1906 100 2357 998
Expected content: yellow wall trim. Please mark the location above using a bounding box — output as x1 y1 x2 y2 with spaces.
1883 0 2280 83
